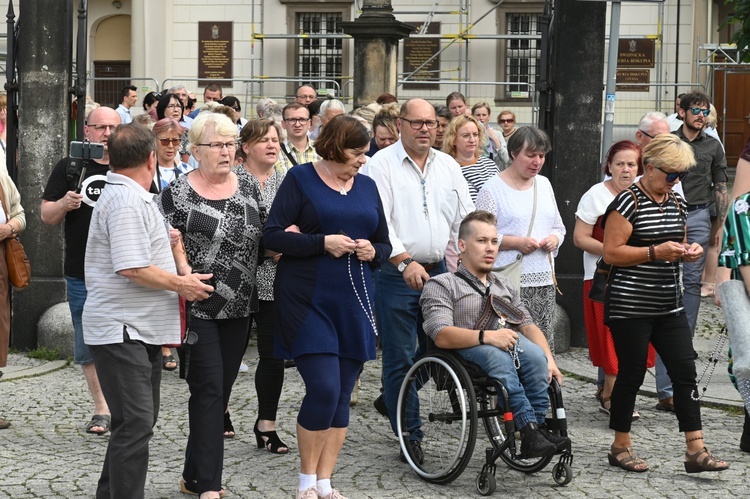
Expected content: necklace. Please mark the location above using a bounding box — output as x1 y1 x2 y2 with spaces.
322 162 348 195
638 181 667 212
200 171 234 199
347 254 378 335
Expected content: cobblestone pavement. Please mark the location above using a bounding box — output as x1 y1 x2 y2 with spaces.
0 297 747 498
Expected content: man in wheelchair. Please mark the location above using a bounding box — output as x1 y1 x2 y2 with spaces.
420 210 569 458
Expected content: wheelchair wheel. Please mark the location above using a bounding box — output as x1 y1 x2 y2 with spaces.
479 395 552 474
552 462 573 485
475 470 496 496
396 352 477 484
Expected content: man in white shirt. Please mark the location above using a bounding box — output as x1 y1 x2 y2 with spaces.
83 123 212 498
115 85 137 124
365 98 474 460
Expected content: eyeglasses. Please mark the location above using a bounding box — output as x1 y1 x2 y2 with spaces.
498 119 514 124
638 129 655 139
231 106 241 112
87 124 117 132
166 104 181 109
689 107 710 117
158 138 181 147
198 141 238 151
656 166 689 182
284 118 310 125
400 118 438 130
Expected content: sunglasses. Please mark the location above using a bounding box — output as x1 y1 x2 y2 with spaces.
689 107 710 117
158 138 181 146
656 166 688 182
499 119 514 124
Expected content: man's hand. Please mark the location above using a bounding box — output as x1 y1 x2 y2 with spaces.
403 261 430 291
547 356 563 385
61 191 83 211
486 328 519 351
178 273 214 301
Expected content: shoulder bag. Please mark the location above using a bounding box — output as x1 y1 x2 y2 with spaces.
492 179 537 291
0 183 30 289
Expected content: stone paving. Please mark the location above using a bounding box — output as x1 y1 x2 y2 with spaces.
0 296 747 498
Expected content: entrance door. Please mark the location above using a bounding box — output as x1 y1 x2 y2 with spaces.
714 70 750 168
93 61 131 109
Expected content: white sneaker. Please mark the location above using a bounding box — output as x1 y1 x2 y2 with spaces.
238 361 249 373
296 487 318 499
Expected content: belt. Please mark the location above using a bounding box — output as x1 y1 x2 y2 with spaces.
420 262 440 272
687 203 709 212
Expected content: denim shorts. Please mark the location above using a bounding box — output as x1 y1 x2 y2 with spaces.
65 276 93 365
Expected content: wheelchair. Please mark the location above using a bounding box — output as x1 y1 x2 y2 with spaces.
395 349 573 495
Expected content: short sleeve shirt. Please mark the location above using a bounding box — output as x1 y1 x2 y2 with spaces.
83 172 180 346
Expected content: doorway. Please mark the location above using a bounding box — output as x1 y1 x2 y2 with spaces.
714 70 750 169
93 61 131 109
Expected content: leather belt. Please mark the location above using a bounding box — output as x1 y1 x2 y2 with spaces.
420 262 440 272
687 203 709 212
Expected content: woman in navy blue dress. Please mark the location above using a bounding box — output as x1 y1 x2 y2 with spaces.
264 115 391 499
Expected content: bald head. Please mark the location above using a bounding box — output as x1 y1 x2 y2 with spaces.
85 107 121 162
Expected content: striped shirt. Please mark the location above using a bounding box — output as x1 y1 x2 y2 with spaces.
83 172 180 346
603 184 687 321
719 192 750 270
460 156 500 202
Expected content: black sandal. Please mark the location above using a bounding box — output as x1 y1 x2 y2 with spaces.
162 354 177 371
253 419 289 454
224 411 235 439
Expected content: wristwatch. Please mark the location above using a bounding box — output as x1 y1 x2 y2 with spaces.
397 258 414 273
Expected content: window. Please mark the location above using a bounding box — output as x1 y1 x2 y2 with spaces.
297 13 343 88
506 13 541 99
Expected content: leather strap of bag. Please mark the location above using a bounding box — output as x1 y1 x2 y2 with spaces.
280 143 298 166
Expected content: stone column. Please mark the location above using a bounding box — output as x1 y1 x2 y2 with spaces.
544 0 606 348
341 0 414 109
13 0 74 349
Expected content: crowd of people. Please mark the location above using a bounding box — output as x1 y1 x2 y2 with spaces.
0 82 748 498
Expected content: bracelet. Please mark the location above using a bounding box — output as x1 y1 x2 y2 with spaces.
478 329 485 345
648 244 656 262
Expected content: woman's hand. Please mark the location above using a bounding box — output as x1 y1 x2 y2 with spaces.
682 242 703 263
285 224 301 233
653 241 687 262
539 235 559 253
354 239 376 262
324 234 356 258
512 236 540 255
0 224 13 242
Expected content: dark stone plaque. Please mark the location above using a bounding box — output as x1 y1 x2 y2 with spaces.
198 22 233 81
617 38 655 68
616 69 650 92
402 22 440 90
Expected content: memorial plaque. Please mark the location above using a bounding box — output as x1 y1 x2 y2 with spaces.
616 69 650 92
403 22 440 90
617 38 655 68
198 22 233 82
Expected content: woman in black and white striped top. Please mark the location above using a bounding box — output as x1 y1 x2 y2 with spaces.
601 134 729 474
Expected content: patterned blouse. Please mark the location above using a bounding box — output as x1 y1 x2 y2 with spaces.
157 171 263 320
234 165 286 302
719 192 750 270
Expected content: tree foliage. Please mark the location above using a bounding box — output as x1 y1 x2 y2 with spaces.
724 0 750 61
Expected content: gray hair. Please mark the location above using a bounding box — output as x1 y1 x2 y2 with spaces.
256 98 279 118
507 126 551 159
320 99 346 117
188 112 238 155
638 111 668 134
167 85 187 94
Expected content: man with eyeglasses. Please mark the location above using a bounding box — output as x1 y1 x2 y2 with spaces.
365 98 474 461
41 106 122 437
294 84 317 106
673 92 728 338
276 102 320 171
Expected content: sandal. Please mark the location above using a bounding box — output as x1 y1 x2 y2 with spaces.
86 414 111 435
254 419 289 454
608 446 649 472
163 354 178 371
598 397 611 416
179 478 225 497
684 446 729 473
224 411 235 439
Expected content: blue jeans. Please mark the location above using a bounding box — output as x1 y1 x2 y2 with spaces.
683 207 710 334
458 335 549 429
376 260 447 435
654 354 673 400
65 276 93 365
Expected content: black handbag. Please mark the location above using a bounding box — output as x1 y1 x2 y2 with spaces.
588 257 613 303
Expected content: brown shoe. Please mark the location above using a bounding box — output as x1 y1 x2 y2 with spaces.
608 446 649 472
684 446 729 473
0 417 10 429
655 397 675 412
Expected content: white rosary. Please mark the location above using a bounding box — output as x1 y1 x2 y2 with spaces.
497 314 521 370
347 253 378 335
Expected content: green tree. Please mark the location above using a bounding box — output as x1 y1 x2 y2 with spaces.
724 0 750 61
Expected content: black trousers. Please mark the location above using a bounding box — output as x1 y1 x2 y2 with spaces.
91 330 162 499
182 316 249 493
253 300 285 421
608 312 702 433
